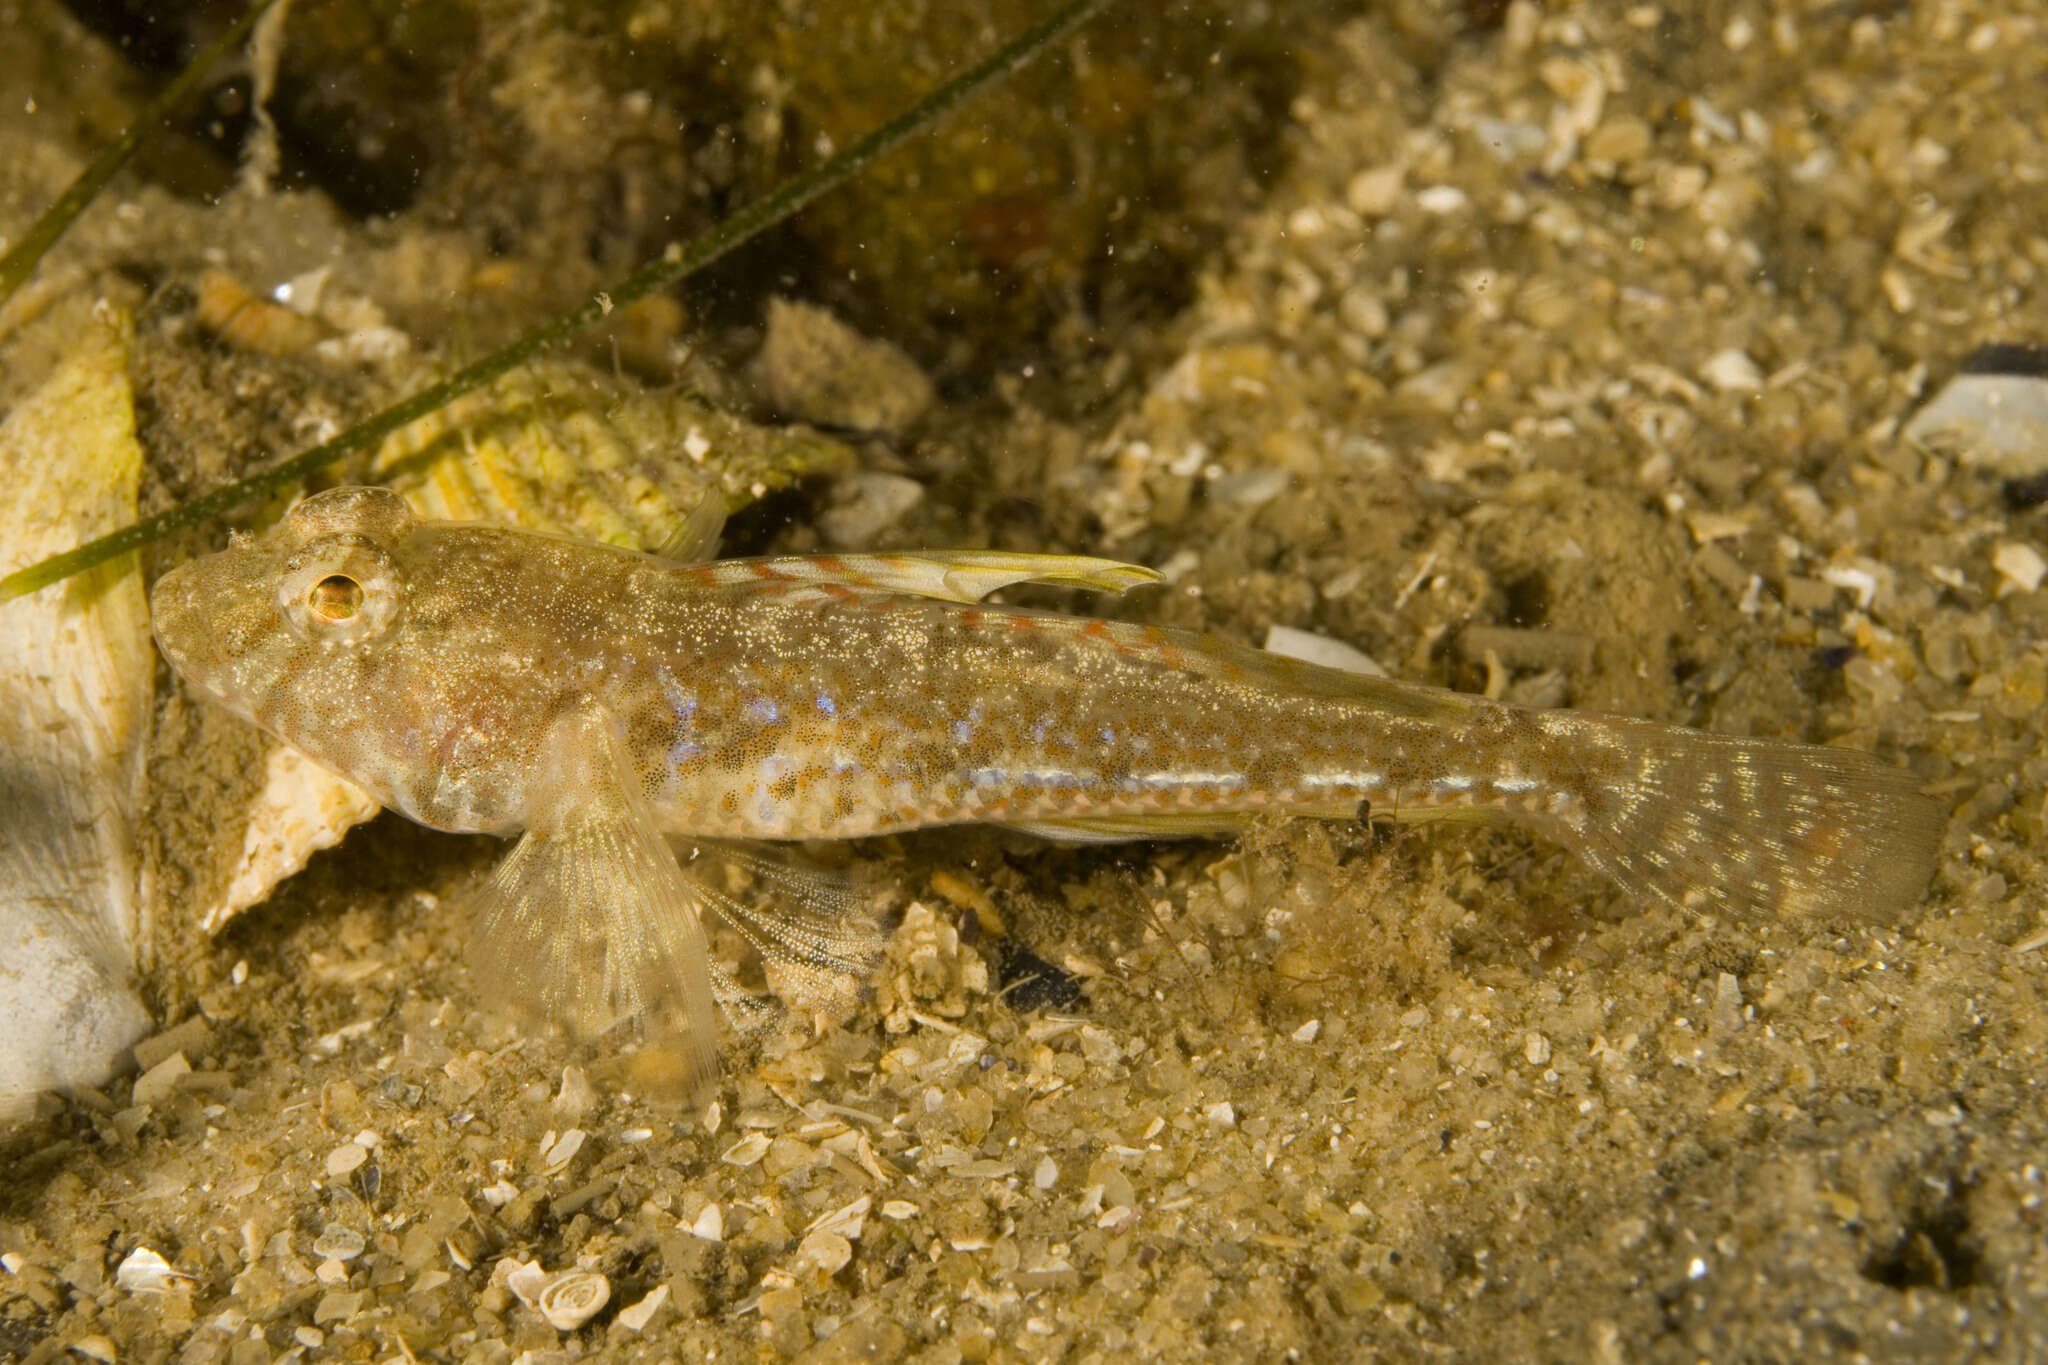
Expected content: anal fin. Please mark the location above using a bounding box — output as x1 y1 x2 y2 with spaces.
1003 813 1250 843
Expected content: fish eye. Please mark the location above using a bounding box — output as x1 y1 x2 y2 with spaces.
278 536 403 645
307 574 364 622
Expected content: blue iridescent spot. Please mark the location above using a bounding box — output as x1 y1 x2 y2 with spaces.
746 696 781 725
657 667 697 725
815 693 837 716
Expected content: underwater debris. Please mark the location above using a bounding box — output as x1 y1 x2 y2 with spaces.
757 296 935 435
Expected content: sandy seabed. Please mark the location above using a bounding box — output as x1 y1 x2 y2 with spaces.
4 1 2048 1361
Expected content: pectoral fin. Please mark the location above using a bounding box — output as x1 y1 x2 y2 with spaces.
691 550 1160 603
467 697 720 1095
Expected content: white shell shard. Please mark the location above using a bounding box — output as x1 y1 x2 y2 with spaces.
203 746 380 933
0 310 154 1122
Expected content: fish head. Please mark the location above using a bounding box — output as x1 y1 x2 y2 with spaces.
151 486 428 795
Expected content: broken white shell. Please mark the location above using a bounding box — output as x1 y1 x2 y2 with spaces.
0 309 154 1121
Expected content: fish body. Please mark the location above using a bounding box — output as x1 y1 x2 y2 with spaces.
150 487 1945 1088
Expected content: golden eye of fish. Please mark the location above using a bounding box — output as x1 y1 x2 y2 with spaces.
307 574 364 622
278 535 404 645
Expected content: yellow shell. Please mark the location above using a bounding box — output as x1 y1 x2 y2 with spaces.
365 360 854 554
0 309 154 1116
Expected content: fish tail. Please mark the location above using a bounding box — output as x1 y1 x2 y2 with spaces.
1528 715 1945 923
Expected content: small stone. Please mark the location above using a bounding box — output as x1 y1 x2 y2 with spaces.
324 1142 369 1178
311 1227 365 1262
720 1133 771 1167
1584 115 1653 163
687 1203 724 1242
1993 542 2047 594
1204 1101 1237 1128
1034 1156 1058 1190
131 1052 190 1107
1415 185 1469 214
757 297 934 434
1904 365 2048 476
806 1195 870 1243
1345 165 1406 216
1291 1019 1322 1044
819 472 925 550
70 1334 117 1363
793 1229 854 1277
553 1066 596 1118
1524 1032 1552 1067
541 1128 586 1172
1700 348 1765 393
114 1247 176 1294
311 1290 362 1324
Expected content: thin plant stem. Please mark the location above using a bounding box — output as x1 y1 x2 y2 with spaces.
0 0 284 308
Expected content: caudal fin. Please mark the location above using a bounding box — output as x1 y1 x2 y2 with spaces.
1532 717 1945 924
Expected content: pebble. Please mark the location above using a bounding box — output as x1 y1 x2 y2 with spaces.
687 1203 724 1242
324 1141 369 1178
1700 348 1764 393
541 1127 586 1172
1993 542 2046 595
114 1246 176 1294
131 1052 191 1107
311 1226 365 1262
794 1229 854 1277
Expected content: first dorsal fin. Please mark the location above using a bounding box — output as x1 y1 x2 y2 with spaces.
680 550 1160 604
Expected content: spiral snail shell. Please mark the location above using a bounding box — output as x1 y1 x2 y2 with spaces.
534 1269 611 1331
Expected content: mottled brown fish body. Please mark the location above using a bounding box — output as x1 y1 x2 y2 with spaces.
149 488 1946 1085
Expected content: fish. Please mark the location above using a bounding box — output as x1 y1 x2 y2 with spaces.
148 485 1946 1093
